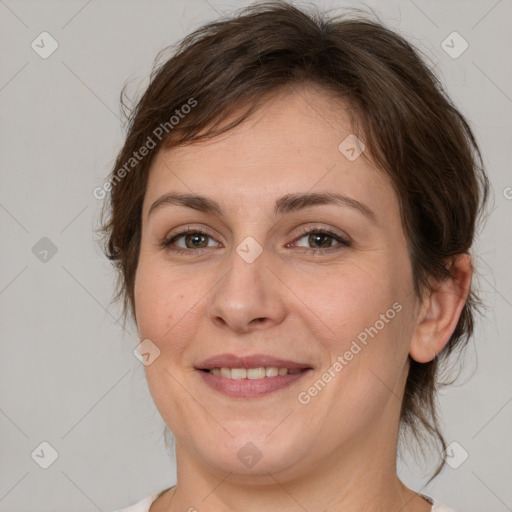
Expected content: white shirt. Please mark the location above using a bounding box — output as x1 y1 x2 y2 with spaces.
113 489 456 512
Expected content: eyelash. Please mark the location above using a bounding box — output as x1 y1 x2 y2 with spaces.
161 225 351 256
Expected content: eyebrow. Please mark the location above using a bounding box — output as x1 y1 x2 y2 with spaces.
148 192 376 221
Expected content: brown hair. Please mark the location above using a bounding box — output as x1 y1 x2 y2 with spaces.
99 0 489 478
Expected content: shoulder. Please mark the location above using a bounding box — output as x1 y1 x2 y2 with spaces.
431 502 457 512
112 489 167 512
420 493 457 512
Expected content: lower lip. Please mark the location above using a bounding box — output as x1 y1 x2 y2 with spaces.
196 369 312 397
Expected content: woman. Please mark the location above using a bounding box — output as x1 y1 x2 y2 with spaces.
102 1 489 510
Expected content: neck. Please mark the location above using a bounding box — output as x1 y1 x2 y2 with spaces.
162 426 430 512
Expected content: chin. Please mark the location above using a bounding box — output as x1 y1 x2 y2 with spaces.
194 430 310 477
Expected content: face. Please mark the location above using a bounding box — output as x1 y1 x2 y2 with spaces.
134 85 420 480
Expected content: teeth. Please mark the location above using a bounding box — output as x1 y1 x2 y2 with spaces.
247 367 266 379
266 366 279 377
231 368 247 379
208 367 305 380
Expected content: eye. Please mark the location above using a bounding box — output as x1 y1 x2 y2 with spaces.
289 228 350 253
162 228 221 254
161 226 350 256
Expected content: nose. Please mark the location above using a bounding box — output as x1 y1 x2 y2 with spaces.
207 243 287 334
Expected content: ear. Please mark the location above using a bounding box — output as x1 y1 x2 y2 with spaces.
409 254 473 363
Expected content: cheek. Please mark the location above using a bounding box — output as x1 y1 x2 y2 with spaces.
313 262 401 333
134 257 190 343
309 259 413 379
134 261 200 421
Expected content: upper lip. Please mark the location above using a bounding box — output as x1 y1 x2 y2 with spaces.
195 353 312 370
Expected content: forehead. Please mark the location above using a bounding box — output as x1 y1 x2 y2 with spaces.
144 85 396 219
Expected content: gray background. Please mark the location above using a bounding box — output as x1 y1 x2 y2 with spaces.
0 0 510 511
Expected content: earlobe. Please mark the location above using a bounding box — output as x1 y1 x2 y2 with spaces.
409 254 473 364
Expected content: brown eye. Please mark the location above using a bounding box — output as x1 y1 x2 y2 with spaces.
308 233 335 248
183 233 209 249
292 229 350 252
162 229 220 254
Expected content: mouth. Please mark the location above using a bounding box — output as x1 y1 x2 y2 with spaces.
195 353 313 397
195 353 312 372
198 366 308 379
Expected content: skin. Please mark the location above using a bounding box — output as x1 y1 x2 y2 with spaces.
133 83 471 512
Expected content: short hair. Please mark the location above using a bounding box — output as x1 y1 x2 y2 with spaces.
99 0 489 478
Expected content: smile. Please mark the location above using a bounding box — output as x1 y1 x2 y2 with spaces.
197 367 312 397
203 367 304 379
